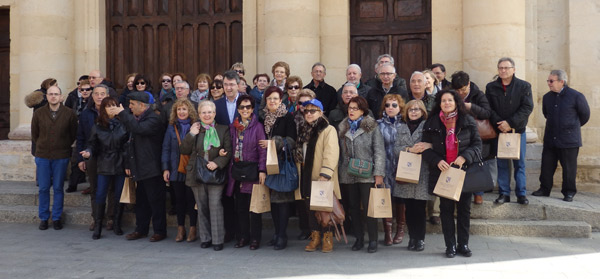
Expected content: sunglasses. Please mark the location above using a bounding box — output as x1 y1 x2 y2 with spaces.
211 86 223 89
288 85 300 90
238 104 253 111
162 79 172 83
385 103 398 108
136 82 146 85
235 70 245 74
408 108 421 113
81 88 93 92
303 109 321 115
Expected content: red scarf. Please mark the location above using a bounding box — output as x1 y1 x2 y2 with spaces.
439 110 458 163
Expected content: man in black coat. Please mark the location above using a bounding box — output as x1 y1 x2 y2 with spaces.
532 70 590 202
430 63 451 90
485 57 534 205
365 54 407 92
109 91 167 242
366 63 409 119
304 62 337 116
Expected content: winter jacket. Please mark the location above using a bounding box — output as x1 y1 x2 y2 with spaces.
161 121 191 182
225 114 267 196
24 89 47 111
464 84 494 158
31 104 78 159
392 120 432 201
338 115 386 184
542 86 590 148
304 80 337 116
76 106 100 162
85 119 128 176
366 79 409 119
336 82 372 104
485 76 534 133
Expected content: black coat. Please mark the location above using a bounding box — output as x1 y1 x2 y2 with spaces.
118 108 165 181
422 112 482 193
85 120 129 176
366 78 409 119
304 80 337 116
260 112 297 152
464 85 494 158
542 86 590 148
485 76 534 133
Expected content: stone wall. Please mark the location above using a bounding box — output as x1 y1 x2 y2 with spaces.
0 141 35 181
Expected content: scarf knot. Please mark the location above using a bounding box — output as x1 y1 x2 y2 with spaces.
201 121 220 151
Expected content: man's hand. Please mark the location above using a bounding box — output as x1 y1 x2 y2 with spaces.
497 120 512 133
78 161 86 172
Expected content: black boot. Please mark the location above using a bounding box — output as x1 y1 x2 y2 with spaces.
92 203 105 240
113 203 124 235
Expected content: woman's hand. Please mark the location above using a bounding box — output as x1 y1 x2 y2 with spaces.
258 139 268 149
190 122 201 135
79 150 91 159
163 170 170 182
125 169 131 177
259 172 266 185
375 175 384 186
206 161 218 171
437 160 450 172
453 156 466 168
219 149 228 157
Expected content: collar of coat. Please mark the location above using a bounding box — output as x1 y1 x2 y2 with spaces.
338 115 377 137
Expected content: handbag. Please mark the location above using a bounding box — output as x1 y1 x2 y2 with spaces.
231 161 259 182
195 155 226 185
345 138 373 178
173 125 191 174
314 192 348 244
476 118 498 140
265 139 298 192
462 150 495 193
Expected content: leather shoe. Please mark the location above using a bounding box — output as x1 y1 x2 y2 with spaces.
249 240 260 250
407 239 416 251
267 235 277 246
39 220 48 230
414 240 425 251
274 237 287 250
563 194 574 202
517 196 529 205
494 194 510 204
234 238 249 248
532 188 550 197
473 195 483 204
126 231 148 240
367 241 378 253
149 234 166 242
213 244 224 251
200 241 212 248
53 220 63 230
457 244 472 257
445 246 456 258
297 231 310 240
65 185 77 193
352 238 364 251
429 216 440 225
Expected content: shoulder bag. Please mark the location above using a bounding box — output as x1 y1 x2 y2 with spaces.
462 150 495 193
265 139 298 192
345 137 373 178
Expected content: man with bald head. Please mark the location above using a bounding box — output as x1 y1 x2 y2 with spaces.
366 63 408 118
89 69 119 100
408 71 435 114
365 54 407 91
336 64 371 104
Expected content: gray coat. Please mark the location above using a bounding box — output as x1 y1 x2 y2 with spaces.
338 115 386 184
394 120 432 200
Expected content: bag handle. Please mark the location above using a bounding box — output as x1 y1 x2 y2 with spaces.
173 124 182 145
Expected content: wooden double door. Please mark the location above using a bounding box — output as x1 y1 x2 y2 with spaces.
106 0 242 89
350 0 431 83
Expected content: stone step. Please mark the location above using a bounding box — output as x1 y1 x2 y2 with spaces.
470 201 546 220
424 219 591 238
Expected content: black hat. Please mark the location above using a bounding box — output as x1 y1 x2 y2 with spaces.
128 91 150 104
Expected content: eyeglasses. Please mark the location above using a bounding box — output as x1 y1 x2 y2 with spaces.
238 104 253 111
234 70 245 74
379 72 395 77
92 92 107 96
547 79 558 84
162 79 172 83
408 108 421 113
47 93 61 96
288 85 300 90
175 87 187 91
348 106 360 111
384 103 398 108
136 82 146 86
498 66 514 71
211 86 223 89
81 88 93 92
303 109 321 115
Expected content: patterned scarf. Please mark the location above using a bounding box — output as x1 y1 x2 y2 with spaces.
287 96 298 113
295 116 326 163
263 103 287 136
439 110 458 163
348 116 364 134
201 121 220 151
232 116 250 161
177 118 191 139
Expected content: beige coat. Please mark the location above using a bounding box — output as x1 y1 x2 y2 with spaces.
297 124 341 199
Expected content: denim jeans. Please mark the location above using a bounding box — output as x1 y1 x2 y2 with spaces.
497 132 527 197
96 174 125 205
35 157 69 221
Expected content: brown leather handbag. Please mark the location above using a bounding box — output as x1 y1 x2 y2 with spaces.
174 125 191 173
476 119 498 140
315 193 348 244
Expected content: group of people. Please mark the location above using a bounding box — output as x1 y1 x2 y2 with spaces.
26 54 590 258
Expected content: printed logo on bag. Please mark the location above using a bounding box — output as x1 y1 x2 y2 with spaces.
506 142 511 147
407 162 412 167
262 194 267 200
319 190 325 196
446 177 451 183
380 199 385 205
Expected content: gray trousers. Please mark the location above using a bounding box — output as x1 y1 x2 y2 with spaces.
192 184 225 245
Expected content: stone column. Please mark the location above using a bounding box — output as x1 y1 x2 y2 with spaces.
8 0 75 140
319 0 349 86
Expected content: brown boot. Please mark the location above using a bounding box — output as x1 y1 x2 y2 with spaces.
106 219 114 231
384 218 393 246
304 231 321 252
393 204 405 244
322 231 333 253
187 226 198 242
175 226 186 242
89 220 95 231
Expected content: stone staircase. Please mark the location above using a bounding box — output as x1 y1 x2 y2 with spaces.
1 180 598 238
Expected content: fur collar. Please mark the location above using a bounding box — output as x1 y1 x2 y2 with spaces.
338 115 377 137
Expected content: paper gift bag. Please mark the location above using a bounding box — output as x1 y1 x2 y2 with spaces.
250 184 271 213
266 140 280 175
395 151 422 184
367 186 393 218
433 167 466 201
309 181 334 212
120 177 136 204
497 130 521 160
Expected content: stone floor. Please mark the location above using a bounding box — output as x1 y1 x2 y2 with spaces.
1 222 599 279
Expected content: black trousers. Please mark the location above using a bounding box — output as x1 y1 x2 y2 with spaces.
439 192 472 248
404 198 426 241
539 146 579 196
171 181 197 226
271 202 291 239
295 199 310 234
223 192 236 239
135 176 167 235
345 183 378 242
234 185 262 242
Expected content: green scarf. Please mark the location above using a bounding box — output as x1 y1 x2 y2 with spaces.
201 121 220 151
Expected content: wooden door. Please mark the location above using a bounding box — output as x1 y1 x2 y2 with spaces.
106 0 243 90
0 9 9 140
350 0 431 82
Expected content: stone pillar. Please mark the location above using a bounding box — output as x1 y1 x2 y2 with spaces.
8 0 75 140
319 0 349 87
431 0 463 74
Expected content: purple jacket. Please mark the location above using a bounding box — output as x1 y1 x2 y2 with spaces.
226 114 267 196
